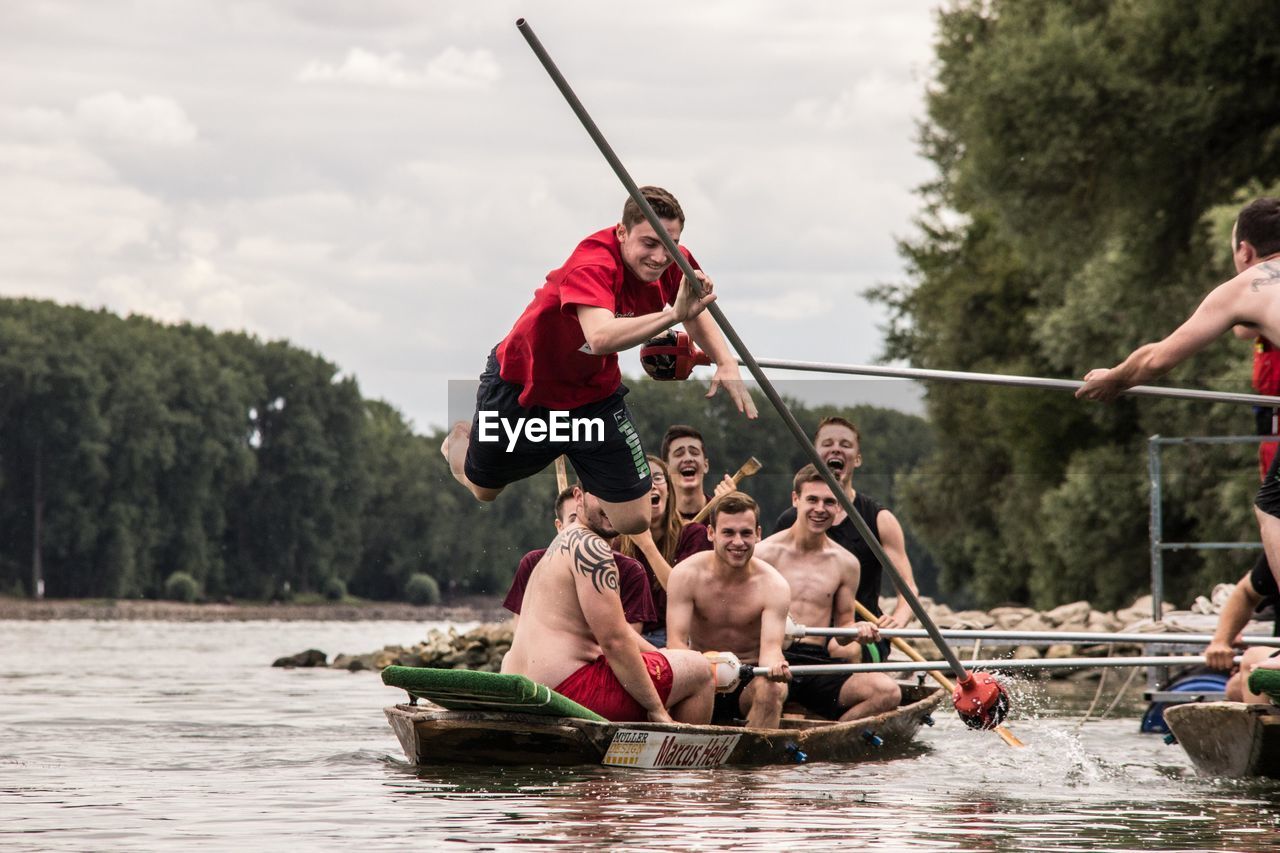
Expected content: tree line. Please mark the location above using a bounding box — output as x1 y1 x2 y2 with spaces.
870 0 1280 609
0 297 937 602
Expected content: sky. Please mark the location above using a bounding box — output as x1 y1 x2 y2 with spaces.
1 1 939 433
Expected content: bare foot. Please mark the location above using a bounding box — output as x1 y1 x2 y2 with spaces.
441 420 470 460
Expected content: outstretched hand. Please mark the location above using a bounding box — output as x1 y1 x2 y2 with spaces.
707 364 759 419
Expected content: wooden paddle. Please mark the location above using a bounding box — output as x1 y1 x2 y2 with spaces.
554 456 568 493
852 600 1026 748
689 456 763 525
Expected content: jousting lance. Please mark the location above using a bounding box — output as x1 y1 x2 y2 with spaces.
515 17 1010 732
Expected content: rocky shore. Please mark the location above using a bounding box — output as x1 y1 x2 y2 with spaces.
0 595 506 623
277 593 1209 680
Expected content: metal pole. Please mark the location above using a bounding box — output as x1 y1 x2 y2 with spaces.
795 627 1280 647
753 655 1240 677
515 18 972 682
745 358 1280 408
1149 436 1164 624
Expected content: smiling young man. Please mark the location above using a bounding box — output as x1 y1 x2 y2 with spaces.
665 492 792 727
756 465 900 720
442 187 757 536
772 417 922 662
661 424 736 521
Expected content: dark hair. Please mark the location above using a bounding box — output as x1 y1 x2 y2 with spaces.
708 491 759 528
792 463 829 495
814 415 861 446
622 186 685 229
554 485 577 522
661 424 704 461
1236 198 1280 258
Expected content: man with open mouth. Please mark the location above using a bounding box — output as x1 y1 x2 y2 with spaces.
660 424 736 522
772 416 923 664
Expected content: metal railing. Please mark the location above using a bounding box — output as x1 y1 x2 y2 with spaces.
1148 434 1280 621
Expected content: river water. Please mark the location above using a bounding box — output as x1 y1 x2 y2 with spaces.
2 620 1278 852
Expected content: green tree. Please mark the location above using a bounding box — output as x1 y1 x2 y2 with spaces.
872 0 1280 608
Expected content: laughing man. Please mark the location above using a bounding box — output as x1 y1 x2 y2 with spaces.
756 465 901 720
665 492 792 727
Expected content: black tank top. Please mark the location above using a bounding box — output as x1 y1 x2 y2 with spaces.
773 492 886 617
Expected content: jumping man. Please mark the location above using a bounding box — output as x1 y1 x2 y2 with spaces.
444 187 757 535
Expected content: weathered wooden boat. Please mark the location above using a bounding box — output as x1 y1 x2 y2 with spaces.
381 665 945 769
1163 702 1280 779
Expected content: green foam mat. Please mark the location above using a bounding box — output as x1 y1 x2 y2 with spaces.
381 665 606 722
1247 666 1280 703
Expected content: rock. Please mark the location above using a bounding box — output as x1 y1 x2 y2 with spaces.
941 610 995 629
1114 595 1174 626
1013 645 1042 660
1013 613 1055 633
1043 601 1091 627
1087 610 1121 632
989 606 1035 629
1045 643 1076 659
272 648 327 668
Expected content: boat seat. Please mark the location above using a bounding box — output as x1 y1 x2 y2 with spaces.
381 665 606 722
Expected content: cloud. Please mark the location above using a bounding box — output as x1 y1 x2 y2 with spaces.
297 46 500 90
73 92 198 147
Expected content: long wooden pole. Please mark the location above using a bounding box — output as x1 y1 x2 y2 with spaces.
689 457 762 525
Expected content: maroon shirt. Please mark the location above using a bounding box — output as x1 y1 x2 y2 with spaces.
631 522 713 634
503 547 657 627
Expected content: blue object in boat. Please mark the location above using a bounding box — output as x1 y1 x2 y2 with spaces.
1140 672 1229 734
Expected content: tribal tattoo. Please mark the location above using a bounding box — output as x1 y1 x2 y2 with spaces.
1249 261 1280 292
558 528 620 595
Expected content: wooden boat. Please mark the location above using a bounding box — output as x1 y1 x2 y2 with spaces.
1163 701 1280 779
384 680 945 768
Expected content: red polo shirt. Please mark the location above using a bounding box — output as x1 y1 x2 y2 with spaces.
496 227 697 410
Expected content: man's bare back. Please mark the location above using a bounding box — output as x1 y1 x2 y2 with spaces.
501 486 715 724
501 524 617 688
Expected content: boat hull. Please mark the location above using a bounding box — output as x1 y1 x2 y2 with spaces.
385 684 945 768
1163 701 1280 779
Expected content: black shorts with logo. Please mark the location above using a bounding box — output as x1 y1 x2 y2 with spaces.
463 348 652 504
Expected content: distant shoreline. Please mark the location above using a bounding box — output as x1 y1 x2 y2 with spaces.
0 595 506 623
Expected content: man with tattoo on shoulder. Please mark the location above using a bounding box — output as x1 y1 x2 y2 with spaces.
1078 198 1280 667
501 485 714 723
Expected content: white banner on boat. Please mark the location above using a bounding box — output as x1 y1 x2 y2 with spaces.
602 729 741 769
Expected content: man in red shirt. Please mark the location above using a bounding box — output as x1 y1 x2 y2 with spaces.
444 186 756 534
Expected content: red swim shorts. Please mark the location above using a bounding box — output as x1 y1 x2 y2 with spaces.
554 651 674 722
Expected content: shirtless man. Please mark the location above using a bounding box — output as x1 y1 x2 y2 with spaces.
1078 197 1280 683
665 492 792 727
501 485 713 723
773 416 922 661
503 485 656 634
757 465 901 720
